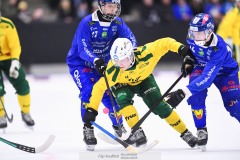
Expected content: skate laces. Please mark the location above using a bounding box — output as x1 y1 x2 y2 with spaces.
197 129 207 140
121 126 127 134
135 128 145 139
0 116 7 124
84 127 95 140
182 131 194 142
22 113 33 122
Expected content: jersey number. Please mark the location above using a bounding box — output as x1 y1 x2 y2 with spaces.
92 31 98 38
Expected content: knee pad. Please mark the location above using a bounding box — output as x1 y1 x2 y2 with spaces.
153 101 172 119
14 79 30 95
187 91 207 106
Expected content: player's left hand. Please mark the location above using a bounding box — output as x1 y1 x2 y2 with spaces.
166 89 185 108
9 59 20 79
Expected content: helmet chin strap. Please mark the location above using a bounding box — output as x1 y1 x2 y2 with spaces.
125 55 135 70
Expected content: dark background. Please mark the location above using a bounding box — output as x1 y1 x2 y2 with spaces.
14 20 189 66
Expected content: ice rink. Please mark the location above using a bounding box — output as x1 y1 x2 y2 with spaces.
0 65 239 160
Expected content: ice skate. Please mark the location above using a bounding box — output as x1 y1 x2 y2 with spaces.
0 116 7 133
21 112 35 130
180 130 197 148
112 124 127 137
83 125 97 151
124 127 147 147
196 127 208 152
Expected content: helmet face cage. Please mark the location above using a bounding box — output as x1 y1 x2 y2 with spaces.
98 0 121 21
188 13 214 46
110 38 135 69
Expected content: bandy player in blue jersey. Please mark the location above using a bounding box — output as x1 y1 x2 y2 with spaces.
166 13 240 151
66 0 138 151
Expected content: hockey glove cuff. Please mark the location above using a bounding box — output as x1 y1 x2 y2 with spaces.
166 89 186 108
83 108 98 124
9 59 20 79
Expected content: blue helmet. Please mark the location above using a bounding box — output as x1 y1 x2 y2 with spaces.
98 0 121 21
188 13 214 46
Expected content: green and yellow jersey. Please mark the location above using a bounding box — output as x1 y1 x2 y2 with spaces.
86 37 183 111
0 17 21 61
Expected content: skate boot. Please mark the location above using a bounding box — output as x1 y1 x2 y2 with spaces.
0 116 7 128
180 129 197 148
83 124 97 151
196 127 208 152
112 124 127 137
124 127 147 147
21 112 35 127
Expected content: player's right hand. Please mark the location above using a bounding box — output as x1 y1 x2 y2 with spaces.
94 58 106 76
181 56 195 77
9 59 20 79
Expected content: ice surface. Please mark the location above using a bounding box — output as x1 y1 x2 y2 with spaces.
0 70 239 160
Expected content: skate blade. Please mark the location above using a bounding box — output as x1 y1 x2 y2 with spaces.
24 124 34 131
86 145 95 151
136 143 147 148
197 145 207 152
0 128 6 133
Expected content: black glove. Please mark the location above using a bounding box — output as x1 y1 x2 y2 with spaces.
166 89 185 108
83 108 98 124
178 45 193 59
181 56 195 77
94 58 106 76
178 45 195 77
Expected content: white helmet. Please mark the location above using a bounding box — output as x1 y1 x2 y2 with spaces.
110 38 135 69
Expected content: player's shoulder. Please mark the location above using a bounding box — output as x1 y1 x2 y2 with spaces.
215 34 225 46
186 37 195 46
112 17 124 25
79 13 97 26
0 17 15 29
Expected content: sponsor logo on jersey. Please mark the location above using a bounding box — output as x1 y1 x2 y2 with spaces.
101 32 107 38
139 62 149 69
116 92 127 100
196 65 216 87
125 76 141 83
143 87 156 95
192 109 203 119
82 68 92 73
221 84 240 92
74 70 82 88
229 100 238 107
198 49 204 56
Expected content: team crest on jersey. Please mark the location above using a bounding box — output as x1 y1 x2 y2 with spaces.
198 49 204 57
88 21 96 26
101 32 107 38
213 47 218 52
192 109 203 119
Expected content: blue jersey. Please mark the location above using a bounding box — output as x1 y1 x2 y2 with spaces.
66 10 137 68
186 33 239 95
